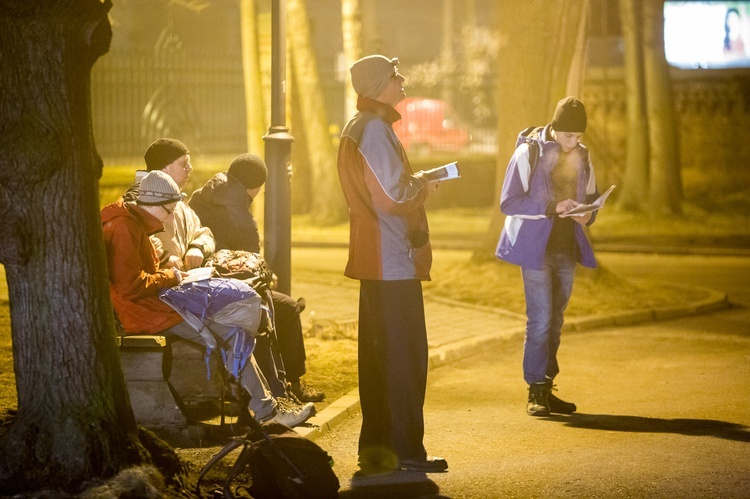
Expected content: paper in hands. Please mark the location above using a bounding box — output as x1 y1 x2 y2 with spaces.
419 162 461 183
560 185 616 218
181 266 214 284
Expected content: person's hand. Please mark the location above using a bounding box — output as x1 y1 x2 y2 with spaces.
572 212 593 226
414 172 440 194
174 269 188 284
164 255 184 270
556 199 579 215
184 247 204 270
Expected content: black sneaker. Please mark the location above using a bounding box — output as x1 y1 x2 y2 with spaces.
548 391 577 414
399 456 448 473
526 381 551 416
290 378 325 402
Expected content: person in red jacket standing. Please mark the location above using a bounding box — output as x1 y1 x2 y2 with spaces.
337 54 446 474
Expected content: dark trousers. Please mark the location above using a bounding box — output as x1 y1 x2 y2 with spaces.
358 279 428 461
253 290 308 397
271 290 307 382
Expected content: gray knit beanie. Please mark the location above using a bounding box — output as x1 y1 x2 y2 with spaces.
136 171 184 206
551 97 587 133
350 55 399 99
144 138 190 171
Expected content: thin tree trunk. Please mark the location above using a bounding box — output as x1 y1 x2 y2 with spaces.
342 0 363 122
0 1 149 493
241 0 267 234
618 0 650 210
241 0 267 156
642 0 682 215
566 0 590 96
288 0 347 224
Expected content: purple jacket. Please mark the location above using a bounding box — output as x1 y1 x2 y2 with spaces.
495 125 598 270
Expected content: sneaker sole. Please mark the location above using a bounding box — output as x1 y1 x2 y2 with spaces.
527 407 550 417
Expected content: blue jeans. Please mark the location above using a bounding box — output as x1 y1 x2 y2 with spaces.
521 252 577 385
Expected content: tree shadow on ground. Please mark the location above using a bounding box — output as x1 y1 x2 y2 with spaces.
548 413 750 442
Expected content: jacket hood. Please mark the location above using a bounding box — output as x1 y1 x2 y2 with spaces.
101 200 164 236
191 172 250 208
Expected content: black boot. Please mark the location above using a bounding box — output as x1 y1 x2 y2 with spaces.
526 381 551 416
548 386 577 414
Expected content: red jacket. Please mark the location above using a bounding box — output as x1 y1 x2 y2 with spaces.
101 200 182 334
337 97 432 281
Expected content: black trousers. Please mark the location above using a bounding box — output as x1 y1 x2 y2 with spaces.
253 290 307 397
358 279 428 461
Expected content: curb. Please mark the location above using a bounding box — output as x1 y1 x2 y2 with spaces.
297 286 731 442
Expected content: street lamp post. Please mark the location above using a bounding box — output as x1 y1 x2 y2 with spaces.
263 0 294 296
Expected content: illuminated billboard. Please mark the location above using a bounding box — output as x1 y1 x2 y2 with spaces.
665 1 750 68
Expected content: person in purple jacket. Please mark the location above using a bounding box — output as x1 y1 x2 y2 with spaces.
496 97 600 417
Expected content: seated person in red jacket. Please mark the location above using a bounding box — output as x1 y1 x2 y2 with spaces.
189 153 324 402
101 170 312 427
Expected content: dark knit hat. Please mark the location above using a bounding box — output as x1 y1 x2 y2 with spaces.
551 97 587 133
228 153 267 189
350 55 399 99
144 138 190 171
136 171 185 206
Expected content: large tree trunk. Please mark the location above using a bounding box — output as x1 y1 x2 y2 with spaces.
288 0 347 225
0 1 148 493
642 0 682 215
618 0 650 210
475 0 590 261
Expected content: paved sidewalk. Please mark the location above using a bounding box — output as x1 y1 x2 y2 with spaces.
290 277 730 441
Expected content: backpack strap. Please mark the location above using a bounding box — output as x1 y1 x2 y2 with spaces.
527 140 540 177
517 126 543 176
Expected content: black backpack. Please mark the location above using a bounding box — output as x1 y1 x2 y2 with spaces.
197 420 340 499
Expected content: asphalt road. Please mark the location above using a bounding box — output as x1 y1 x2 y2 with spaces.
315 253 750 498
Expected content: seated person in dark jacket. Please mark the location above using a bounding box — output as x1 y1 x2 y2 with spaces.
189 153 324 402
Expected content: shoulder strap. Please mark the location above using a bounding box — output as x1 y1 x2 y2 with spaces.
528 140 540 176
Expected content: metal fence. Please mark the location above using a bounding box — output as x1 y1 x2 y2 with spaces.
91 49 248 160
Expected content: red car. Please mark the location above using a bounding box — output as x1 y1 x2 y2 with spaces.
393 97 471 156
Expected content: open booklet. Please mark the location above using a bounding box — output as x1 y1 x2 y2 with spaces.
418 162 461 182
181 266 214 284
560 184 616 217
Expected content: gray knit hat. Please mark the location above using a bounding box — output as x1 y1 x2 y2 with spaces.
228 153 267 189
144 138 190 171
350 55 399 99
136 171 185 206
551 97 587 133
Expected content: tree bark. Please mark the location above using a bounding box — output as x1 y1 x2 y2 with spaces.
618 0 650 210
288 0 347 225
642 0 682 215
0 1 149 493
475 0 589 261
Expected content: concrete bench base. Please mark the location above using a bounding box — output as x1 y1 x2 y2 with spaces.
118 335 232 444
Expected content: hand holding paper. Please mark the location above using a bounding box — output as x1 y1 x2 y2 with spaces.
418 162 461 183
560 185 616 218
